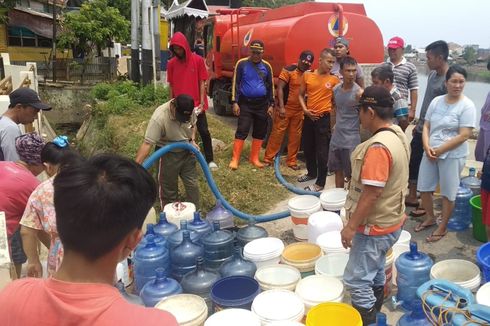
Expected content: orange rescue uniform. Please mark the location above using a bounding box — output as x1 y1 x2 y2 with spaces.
303 71 339 115
264 66 305 167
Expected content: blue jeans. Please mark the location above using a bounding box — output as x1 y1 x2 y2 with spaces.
343 229 401 309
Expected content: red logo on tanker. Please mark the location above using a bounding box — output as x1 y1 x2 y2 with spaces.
327 14 349 37
243 29 254 47
325 82 332 89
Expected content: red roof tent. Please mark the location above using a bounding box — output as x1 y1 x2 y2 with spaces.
213 2 383 74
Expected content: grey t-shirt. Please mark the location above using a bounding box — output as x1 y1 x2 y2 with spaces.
330 83 361 149
0 116 21 161
415 70 447 133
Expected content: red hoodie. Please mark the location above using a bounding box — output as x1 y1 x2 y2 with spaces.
167 32 209 110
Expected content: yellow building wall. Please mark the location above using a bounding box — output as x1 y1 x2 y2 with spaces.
0 24 7 52
160 19 169 51
7 47 72 62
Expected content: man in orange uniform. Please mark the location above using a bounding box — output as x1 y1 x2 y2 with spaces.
298 48 340 191
263 51 314 170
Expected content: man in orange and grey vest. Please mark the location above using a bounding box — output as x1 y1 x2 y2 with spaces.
340 86 410 325
229 40 274 170
263 51 314 170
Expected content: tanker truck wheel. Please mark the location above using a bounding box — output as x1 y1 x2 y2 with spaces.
212 97 227 116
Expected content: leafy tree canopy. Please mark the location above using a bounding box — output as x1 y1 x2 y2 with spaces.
58 0 130 57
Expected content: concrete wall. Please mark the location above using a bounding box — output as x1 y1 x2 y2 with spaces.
39 84 92 125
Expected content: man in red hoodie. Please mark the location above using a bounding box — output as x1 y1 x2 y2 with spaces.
167 32 218 170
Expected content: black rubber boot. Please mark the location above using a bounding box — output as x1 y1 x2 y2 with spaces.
373 286 385 312
352 304 377 325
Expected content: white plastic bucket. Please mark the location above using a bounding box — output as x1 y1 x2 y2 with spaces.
295 275 344 313
251 289 305 324
476 282 490 307
314 253 349 280
288 195 322 241
255 264 301 291
316 231 350 255
430 259 481 292
244 237 285 269
392 243 410 286
155 294 208 326
395 230 412 246
307 211 343 244
164 202 196 226
320 189 348 213
204 308 261 326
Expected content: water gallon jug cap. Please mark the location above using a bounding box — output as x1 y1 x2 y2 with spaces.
158 212 167 223
180 220 188 229
145 234 156 247
213 221 220 230
146 223 155 234
409 241 421 259
192 212 206 225
155 267 166 280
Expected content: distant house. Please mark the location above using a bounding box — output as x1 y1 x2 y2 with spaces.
448 42 464 57
0 0 73 63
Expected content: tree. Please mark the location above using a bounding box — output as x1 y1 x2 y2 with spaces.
108 0 131 21
242 0 309 9
57 0 130 82
462 46 477 65
404 44 413 54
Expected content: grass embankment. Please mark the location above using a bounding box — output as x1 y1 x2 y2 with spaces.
81 81 297 219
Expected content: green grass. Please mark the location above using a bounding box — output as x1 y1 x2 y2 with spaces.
80 81 298 218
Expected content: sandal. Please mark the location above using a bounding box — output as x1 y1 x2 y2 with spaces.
414 221 437 232
263 161 273 167
304 184 324 192
288 165 301 171
409 207 426 218
426 231 448 243
405 200 420 207
297 174 316 182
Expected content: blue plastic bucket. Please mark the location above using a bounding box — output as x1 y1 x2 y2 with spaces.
210 276 260 312
477 242 490 283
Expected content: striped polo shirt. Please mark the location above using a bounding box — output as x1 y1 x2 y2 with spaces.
386 57 418 101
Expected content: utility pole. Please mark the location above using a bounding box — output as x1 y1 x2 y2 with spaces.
130 0 140 83
52 0 57 82
141 0 152 85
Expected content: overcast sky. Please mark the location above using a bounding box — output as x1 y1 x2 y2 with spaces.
319 0 490 49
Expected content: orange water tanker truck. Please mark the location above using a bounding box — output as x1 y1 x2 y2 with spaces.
202 2 384 115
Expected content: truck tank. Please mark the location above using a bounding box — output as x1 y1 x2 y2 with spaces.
216 2 384 75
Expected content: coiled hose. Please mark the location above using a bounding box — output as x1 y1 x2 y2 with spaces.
142 142 321 223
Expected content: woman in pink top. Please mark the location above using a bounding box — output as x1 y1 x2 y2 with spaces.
20 136 82 277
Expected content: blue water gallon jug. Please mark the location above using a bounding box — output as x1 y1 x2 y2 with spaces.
206 200 235 229
138 224 167 248
219 246 256 278
140 268 182 307
115 280 144 306
394 241 433 312
201 221 235 270
236 216 268 247
153 212 178 239
397 308 432 326
187 212 213 240
461 167 481 196
167 220 200 249
170 230 204 282
448 183 473 231
133 235 170 292
181 256 220 312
